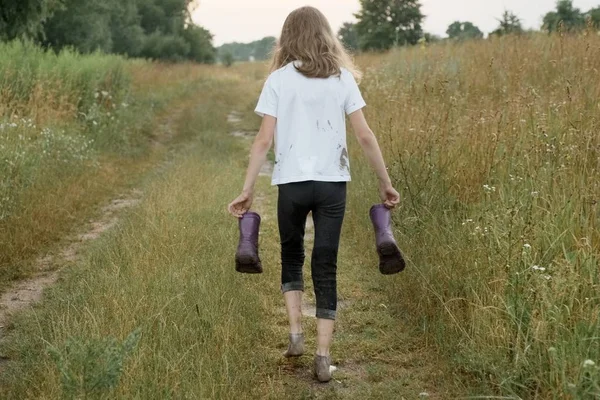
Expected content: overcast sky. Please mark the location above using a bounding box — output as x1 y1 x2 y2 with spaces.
192 0 599 45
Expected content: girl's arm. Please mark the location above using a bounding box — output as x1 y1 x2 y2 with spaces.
348 109 400 208
228 115 276 218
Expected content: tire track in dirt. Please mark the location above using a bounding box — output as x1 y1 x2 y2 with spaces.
0 192 142 335
0 100 196 374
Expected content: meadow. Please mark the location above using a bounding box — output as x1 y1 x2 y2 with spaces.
354 33 600 398
0 33 598 399
0 41 226 290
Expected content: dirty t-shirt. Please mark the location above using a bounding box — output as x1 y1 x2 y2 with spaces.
255 62 366 186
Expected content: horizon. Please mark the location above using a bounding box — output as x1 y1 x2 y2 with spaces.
192 0 600 46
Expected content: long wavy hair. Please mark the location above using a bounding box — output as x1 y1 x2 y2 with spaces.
270 6 361 80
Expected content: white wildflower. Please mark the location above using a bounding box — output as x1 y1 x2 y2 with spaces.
583 359 596 368
483 184 496 193
532 265 546 272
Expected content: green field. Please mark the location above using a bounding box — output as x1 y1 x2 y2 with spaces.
0 34 598 399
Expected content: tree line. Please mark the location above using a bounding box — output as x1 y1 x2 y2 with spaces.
0 0 216 62
1 0 599 64
338 0 600 51
217 37 276 65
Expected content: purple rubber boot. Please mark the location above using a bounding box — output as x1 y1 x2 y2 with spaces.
235 212 263 274
370 204 406 275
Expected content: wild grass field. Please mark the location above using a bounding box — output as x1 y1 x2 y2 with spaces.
0 33 598 399
0 41 227 290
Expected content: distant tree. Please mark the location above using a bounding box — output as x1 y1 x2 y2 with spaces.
446 21 484 40
140 32 190 61
183 25 216 63
543 0 585 33
338 22 359 51
252 36 276 60
354 0 424 51
43 0 114 53
217 37 275 62
586 7 600 30
40 0 215 62
423 32 442 43
221 51 234 67
110 0 145 56
0 0 63 40
491 11 523 36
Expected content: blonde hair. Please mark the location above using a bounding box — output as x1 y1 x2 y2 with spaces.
270 6 361 80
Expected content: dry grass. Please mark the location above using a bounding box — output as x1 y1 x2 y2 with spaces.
347 33 600 398
0 41 247 292
1 34 598 399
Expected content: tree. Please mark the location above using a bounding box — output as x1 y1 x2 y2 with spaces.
182 25 216 63
252 36 276 60
543 0 585 33
338 22 359 51
491 11 523 36
354 0 424 51
221 51 234 67
43 0 114 53
109 1 145 56
586 7 600 30
217 37 275 62
423 32 441 43
0 0 63 40
446 21 483 40
40 0 215 62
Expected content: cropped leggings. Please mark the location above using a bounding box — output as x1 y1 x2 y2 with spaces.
278 181 347 320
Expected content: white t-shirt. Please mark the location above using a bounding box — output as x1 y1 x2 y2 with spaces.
255 62 366 186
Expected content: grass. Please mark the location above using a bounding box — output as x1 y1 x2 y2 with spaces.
0 68 269 399
0 41 229 291
348 33 600 398
1 33 598 399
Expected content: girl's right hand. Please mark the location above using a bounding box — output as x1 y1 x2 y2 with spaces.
379 184 400 209
228 191 254 218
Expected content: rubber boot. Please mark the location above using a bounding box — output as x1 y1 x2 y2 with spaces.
370 204 406 275
235 212 263 274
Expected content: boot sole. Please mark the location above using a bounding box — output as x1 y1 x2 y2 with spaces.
235 254 263 274
377 242 406 275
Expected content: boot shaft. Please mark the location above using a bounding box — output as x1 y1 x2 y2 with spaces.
238 212 261 246
370 204 394 243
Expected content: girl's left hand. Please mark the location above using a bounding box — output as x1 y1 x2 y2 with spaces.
228 192 253 218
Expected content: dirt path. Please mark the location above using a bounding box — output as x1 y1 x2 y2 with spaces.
0 192 142 336
0 100 194 355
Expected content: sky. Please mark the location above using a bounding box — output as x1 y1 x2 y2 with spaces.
192 0 600 46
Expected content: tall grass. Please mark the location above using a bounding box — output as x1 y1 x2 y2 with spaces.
0 41 129 122
0 74 269 399
348 33 600 397
0 41 228 290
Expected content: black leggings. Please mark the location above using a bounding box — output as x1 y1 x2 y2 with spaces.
278 181 347 320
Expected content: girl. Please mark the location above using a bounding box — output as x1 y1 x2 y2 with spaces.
227 6 400 383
